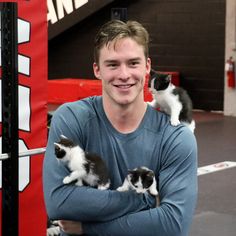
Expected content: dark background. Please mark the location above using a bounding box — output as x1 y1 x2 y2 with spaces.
48 0 226 111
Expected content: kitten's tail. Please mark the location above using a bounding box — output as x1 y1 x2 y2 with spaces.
182 120 196 133
188 120 196 133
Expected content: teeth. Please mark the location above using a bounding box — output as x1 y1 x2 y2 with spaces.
116 85 131 88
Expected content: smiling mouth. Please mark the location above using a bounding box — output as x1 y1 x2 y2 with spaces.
114 84 134 89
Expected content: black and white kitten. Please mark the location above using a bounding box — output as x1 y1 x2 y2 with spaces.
47 135 111 236
117 166 158 196
54 135 111 189
148 69 195 133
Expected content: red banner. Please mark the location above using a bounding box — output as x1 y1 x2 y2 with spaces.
0 1 48 235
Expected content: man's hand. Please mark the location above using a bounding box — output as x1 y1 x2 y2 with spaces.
58 220 83 235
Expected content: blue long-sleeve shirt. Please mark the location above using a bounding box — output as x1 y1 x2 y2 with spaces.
43 96 198 236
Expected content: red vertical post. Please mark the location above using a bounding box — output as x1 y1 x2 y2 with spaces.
0 1 48 235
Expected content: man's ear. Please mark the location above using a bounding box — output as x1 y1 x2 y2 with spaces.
93 62 101 79
144 57 151 85
146 57 151 75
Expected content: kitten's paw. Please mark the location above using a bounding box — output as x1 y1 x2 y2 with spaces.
117 186 126 192
98 182 110 190
47 227 60 236
135 189 145 194
147 101 157 108
63 176 71 184
150 189 158 196
170 119 180 126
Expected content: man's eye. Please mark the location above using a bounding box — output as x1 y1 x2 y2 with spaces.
130 61 139 67
108 63 117 68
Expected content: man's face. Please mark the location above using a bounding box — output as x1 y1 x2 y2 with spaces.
93 37 151 106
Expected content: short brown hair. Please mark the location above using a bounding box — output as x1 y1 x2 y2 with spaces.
94 20 149 63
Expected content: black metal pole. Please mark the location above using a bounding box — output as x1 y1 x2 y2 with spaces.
1 2 19 236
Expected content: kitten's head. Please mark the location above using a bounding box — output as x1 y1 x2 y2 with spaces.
148 69 172 91
54 135 76 162
128 167 155 193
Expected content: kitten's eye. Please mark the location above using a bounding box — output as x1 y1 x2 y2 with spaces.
130 174 138 183
143 177 153 188
132 173 138 178
147 176 154 183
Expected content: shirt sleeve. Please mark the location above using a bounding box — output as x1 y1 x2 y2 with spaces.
43 103 155 222
82 127 198 236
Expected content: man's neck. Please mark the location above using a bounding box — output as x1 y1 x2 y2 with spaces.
103 97 147 134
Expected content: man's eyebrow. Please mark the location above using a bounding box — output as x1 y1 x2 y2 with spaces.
104 59 118 64
129 57 142 61
104 57 142 64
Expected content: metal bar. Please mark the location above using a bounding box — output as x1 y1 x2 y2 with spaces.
1 2 19 236
0 147 46 160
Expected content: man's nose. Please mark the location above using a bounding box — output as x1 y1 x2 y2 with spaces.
119 65 130 79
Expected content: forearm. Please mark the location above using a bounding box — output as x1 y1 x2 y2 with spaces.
45 185 154 222
83 189 197 236
83 206 182 236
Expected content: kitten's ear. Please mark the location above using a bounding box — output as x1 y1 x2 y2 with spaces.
54 142 61 149
128 169 135 175
167 75 172 82
150 69 156 77
60 134 68 139
147 171 155 178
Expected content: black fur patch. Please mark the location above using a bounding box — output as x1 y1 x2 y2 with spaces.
129 167 154 189
55 145 66 159
172 87 193 123
148 69 171 91
84 152 110 186
58 137 76 148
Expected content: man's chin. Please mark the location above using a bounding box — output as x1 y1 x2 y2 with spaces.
116 100 131 106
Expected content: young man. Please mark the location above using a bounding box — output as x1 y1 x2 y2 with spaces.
43 20 198 236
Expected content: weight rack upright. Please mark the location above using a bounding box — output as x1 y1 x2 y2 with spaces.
1 2 19 236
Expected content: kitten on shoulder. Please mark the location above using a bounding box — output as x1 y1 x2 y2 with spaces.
148 69 195 133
